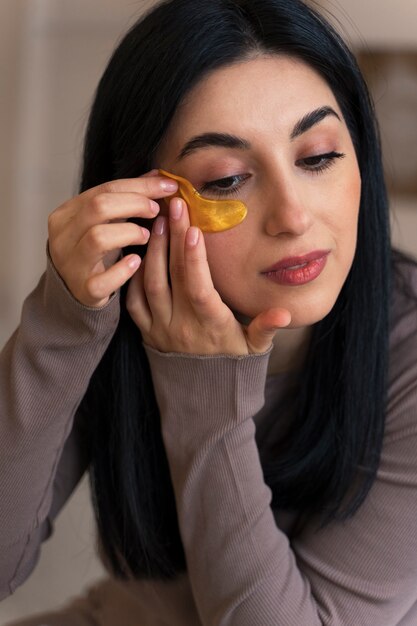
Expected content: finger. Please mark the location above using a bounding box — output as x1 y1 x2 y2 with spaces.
143 216 172 324
246 308 292 353
168 197 191 300
76 191 161 232
50 193 158 266
184 226 224 320
49 193 156 261
126 260 153 333
75 222 150 269
50 172 177 228
82 254 142 308
49 174 178 253
81 174 178 203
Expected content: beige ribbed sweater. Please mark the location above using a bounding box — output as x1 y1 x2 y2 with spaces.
1 255 417 625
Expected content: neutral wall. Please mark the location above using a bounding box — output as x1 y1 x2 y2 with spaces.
0 0 22 343
323 0 417 47
0 0 416 622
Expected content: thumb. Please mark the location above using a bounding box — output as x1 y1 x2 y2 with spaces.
245 308 291 353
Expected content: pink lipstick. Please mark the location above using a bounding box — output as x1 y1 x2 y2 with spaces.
262 250 330 286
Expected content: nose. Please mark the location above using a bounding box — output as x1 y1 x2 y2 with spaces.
262 169 314 238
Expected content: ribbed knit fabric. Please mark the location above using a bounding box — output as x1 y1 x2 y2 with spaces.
0 256 119 596
1 256 417 625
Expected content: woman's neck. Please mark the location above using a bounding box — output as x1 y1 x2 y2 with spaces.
234 310 313 375
267 325 313 375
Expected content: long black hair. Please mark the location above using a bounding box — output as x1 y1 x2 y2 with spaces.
79 0 394 580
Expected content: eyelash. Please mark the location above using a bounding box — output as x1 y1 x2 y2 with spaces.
199 174 250 197
300 151 346 175
199 151 346 197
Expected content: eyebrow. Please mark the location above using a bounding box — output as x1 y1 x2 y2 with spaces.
177 133 250 160
176 105 341 160
290 105 341 140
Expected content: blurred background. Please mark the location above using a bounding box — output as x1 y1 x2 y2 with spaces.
0 0 416 621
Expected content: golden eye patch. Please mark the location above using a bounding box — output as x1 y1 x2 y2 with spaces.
158 169 247 233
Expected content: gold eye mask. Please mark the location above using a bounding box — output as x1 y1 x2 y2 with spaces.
158 169 247 232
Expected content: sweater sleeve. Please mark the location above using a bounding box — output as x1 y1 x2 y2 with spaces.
144 285 417 626
0 252 119 599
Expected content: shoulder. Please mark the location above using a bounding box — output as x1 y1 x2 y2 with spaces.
386 250 417 434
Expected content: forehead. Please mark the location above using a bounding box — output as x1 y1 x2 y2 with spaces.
166 55 340 143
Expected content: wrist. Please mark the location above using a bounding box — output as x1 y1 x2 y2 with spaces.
144 344 272 437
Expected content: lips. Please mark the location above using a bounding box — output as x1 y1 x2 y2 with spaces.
261 249 331 286
262 250 331 273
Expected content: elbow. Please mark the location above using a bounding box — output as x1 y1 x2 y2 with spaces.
0 522 49 601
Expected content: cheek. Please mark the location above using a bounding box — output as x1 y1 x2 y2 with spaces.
203 229 247 284
343 163 361 209
204 232 231 273
340 174 361 235
325 166 361 239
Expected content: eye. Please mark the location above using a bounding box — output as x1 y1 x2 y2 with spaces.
199 174 250 197
297 151 346 174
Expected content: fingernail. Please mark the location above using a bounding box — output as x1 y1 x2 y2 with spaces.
127 255 141 269
153 216 166 235
160 179 178 192
186 227 199 247
170 198 183 220
141 227 150 241
149 200 160 216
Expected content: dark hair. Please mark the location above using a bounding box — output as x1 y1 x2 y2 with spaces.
80 0 394 580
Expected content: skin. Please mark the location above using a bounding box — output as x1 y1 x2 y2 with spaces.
127 55 361 365
48 172 179 308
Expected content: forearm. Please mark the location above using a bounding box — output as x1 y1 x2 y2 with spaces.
145 346 321 625
0 255 119 544
171 416 318 625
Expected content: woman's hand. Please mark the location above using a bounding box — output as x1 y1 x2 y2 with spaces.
47 171 178 308
126 197 291 355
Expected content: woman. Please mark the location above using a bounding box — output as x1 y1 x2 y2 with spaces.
1 0 417 624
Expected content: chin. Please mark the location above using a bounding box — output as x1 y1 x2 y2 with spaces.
286 291 340 328
229 282 343 328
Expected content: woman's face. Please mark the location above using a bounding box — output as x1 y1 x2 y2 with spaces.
156 55 361 327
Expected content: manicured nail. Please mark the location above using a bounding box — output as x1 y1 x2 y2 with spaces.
160 179 178 192
127 255 141 269
153 216 166 235
150 200 160 215
186 226 199 246
170 198 183 220
141 227 150 241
